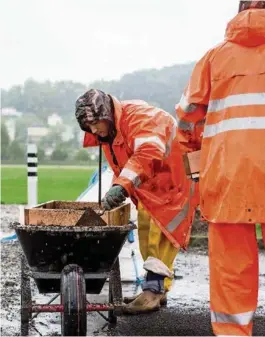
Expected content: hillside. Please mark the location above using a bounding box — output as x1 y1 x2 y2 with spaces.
2 62 195 120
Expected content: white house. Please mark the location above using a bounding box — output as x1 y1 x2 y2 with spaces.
48 113 63 127
1 107 22 118
27 126 49 143
1 107 23 141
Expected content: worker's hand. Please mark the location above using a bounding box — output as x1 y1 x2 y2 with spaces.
102 185 128 210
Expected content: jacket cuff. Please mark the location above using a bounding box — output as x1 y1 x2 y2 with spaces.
114 176 134 197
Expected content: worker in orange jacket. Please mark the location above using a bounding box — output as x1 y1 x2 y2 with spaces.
176 1 265 335
76 89 198 314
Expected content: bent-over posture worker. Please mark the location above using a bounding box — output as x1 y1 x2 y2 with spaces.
176 1 265 335
76 89 198 314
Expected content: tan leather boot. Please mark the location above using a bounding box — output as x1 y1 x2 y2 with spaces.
123 290 165 314
123 292 167 306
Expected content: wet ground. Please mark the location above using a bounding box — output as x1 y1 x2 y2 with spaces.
1 205 265 336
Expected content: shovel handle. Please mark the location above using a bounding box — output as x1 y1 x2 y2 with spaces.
98 144 102 207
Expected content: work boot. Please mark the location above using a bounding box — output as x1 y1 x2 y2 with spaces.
123 292 167 306
123 271 166 315
123 290 164 314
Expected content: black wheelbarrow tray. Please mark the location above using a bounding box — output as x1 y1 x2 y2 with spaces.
12 200 135 336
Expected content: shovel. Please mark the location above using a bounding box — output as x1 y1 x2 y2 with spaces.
97 144 105 216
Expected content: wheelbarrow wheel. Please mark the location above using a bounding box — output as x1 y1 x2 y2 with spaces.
61 264 87 336
108 258 122 324
21 255 32 336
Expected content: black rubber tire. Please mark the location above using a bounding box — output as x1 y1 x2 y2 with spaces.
61 264 87 336
21 255 32 336
108 258 122 324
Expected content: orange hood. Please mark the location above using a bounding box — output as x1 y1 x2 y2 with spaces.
225 9 265 47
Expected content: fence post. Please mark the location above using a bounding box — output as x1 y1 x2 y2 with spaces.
27 143 38 206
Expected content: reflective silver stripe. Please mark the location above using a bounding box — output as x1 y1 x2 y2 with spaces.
176 116 195 131
166 203 189 232
211 310 254 326
134 136 166 153
177 94 198 113
119 168 141 187
203 117 265 138
208 93 265 113
176 116 206 133
166 181 195 232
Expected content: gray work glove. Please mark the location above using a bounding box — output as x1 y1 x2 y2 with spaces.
102 185 127 210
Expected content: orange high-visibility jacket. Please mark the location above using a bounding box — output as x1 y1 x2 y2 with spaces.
83 96 199 249
176 9 265 223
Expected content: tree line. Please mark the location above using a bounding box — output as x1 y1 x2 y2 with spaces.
2 62 195 120
1 62 195 162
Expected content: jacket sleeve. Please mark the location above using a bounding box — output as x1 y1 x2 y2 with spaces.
114 106 174 196
175 49 213 152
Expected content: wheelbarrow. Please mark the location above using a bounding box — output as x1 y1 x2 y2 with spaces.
13 200 135 336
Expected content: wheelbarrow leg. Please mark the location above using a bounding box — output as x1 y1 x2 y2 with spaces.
108 257 122 323
21 255 32 336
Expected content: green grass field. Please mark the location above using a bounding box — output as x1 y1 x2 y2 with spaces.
1 166 95 204
1 165 263 239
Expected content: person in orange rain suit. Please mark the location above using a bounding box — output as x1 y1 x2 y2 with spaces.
175 1 265 335
75 89 199 314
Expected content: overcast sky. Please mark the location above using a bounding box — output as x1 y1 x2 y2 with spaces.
1 0 239 89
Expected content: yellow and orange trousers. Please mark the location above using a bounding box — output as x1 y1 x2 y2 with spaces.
138 202 179 291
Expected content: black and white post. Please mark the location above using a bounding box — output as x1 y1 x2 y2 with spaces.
27 143 38 206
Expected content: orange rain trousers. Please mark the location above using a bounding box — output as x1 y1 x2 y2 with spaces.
209 223 265 336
